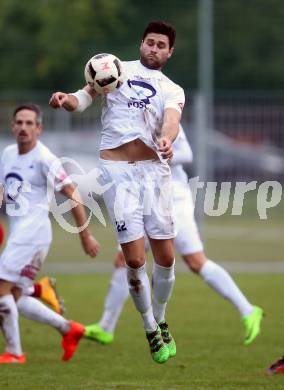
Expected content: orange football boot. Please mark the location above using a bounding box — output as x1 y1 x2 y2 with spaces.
0 352 26 364
62 321 85 361
37 277 65 314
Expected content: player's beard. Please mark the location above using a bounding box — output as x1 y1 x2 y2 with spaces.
140 53 167 70
17 133 32 145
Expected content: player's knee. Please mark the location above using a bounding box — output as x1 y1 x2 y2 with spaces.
162 255 175 268
153 254 175 268
125 255 146 269
183 252 206 273
0 280 14 296
12 286 22 301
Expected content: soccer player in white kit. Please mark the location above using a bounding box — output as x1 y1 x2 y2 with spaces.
0 104 100 364
49 21 184 364
84 126 263 346
1 222 65 315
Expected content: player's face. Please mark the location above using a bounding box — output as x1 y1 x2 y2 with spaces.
12 109 42 149
140 33 174 70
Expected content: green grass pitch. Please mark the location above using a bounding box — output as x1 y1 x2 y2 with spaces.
0 274 284 389
0 195 283 388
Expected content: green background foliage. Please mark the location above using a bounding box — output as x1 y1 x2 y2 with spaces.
0 0 283 92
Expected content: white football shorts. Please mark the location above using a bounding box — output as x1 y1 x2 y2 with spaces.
0 241 50 288
99 159 175 244
172 182 204 255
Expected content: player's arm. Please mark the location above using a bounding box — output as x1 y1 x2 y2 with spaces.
159 108 181 159
60 183 100 257
49 85 97 112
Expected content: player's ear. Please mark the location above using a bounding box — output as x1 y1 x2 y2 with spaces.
36 123 43 136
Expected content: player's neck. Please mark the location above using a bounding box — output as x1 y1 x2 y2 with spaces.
139 58 161 71
18 140 38 155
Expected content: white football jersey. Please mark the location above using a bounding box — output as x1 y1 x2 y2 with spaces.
0 141 71 245
100 60 185 160
171 126 193 185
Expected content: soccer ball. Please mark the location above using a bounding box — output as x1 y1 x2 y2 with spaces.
84 53 125 94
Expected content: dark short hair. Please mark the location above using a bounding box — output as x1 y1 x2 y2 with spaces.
142 21 176 49
13 103 43 124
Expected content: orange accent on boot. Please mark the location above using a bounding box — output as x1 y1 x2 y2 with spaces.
38 277 63 314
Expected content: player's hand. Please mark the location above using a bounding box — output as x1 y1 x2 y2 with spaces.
80 231 100 257
49 92 69 108
158 136 173 160
114 250 126 268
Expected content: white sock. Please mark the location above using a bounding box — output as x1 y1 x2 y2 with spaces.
22 286 35 296
199 260 254 317
100 267 129 333
0 295 22 356
152 260 175 324
17 296 70 335
126 264 157 332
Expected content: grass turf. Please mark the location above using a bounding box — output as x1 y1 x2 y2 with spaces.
0 192 283 388
0 273 284 389
46 213 284 264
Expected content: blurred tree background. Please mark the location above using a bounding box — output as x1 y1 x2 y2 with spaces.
0 0 283 94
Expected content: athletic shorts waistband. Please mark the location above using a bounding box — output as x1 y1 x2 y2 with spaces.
99 158 162 165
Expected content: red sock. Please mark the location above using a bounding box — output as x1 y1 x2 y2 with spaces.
32 283 42 298
0 224 4 246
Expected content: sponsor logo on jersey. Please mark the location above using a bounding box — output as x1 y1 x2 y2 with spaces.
5 172 24 201
127 80 157 106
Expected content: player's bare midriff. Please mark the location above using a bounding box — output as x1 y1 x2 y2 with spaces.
100 138 159 161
